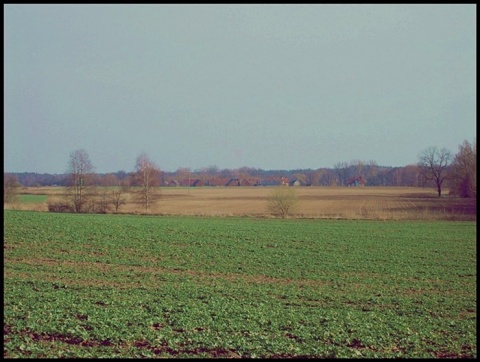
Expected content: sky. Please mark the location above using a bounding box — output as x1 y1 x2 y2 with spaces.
4 4 476 174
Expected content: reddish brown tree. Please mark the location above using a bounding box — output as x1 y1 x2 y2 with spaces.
450 139 476 198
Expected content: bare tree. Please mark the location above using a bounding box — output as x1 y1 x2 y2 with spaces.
110 178 130 212
333 161 350 186
267 186 298 218
350 160 365 179
206 165 219 176
318 169 337 186
101 173 120 187
450 139 476 198
418 146 452 197
4 173 20 204
66 149 95 212
399 164 422 187
176 167 191 186
133 153 161 212
363 160 379 185
93 174 113 213
304 170 320 186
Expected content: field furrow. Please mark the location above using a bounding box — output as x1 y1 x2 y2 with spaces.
4 210 476 358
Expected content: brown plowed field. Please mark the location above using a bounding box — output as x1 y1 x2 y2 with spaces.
10 186 477 221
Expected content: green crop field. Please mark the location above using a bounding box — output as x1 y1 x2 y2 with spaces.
18 194 49 204
3 210 476 358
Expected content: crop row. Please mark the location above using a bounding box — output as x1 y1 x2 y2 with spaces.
4 210 476 358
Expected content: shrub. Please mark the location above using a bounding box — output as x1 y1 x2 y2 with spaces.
267 186 298 218
48 203 74 213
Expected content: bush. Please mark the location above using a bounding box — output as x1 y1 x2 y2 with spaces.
48 203 74 213
267 186 298 218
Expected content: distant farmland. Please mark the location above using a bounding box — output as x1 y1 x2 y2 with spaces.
8 186 477 221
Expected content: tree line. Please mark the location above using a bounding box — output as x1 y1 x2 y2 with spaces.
4 139 476 212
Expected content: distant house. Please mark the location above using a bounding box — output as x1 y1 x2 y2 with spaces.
181 179 204 187
166 180 181 187
226 178 260 187
259 177 290 186
241 178 260 187
192 179 204 187
346 176 366 187
290 179 304 186
239 179 251 187
205 177 230 187
226 179 241 186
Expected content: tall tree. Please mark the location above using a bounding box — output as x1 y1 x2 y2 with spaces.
176 167 191 186
417 146 452 197
363 160 379 186
317 169 337 186
333 161 350 186
133 153 161 211
304 170 320 186
350 160 365 179
4 173 20 204
450 139 476 198
66 149 95 212
399 165 421 187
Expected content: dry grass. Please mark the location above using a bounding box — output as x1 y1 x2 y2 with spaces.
5 186 477 221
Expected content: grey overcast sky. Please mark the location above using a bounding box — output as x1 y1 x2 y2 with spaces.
4 4 476 174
